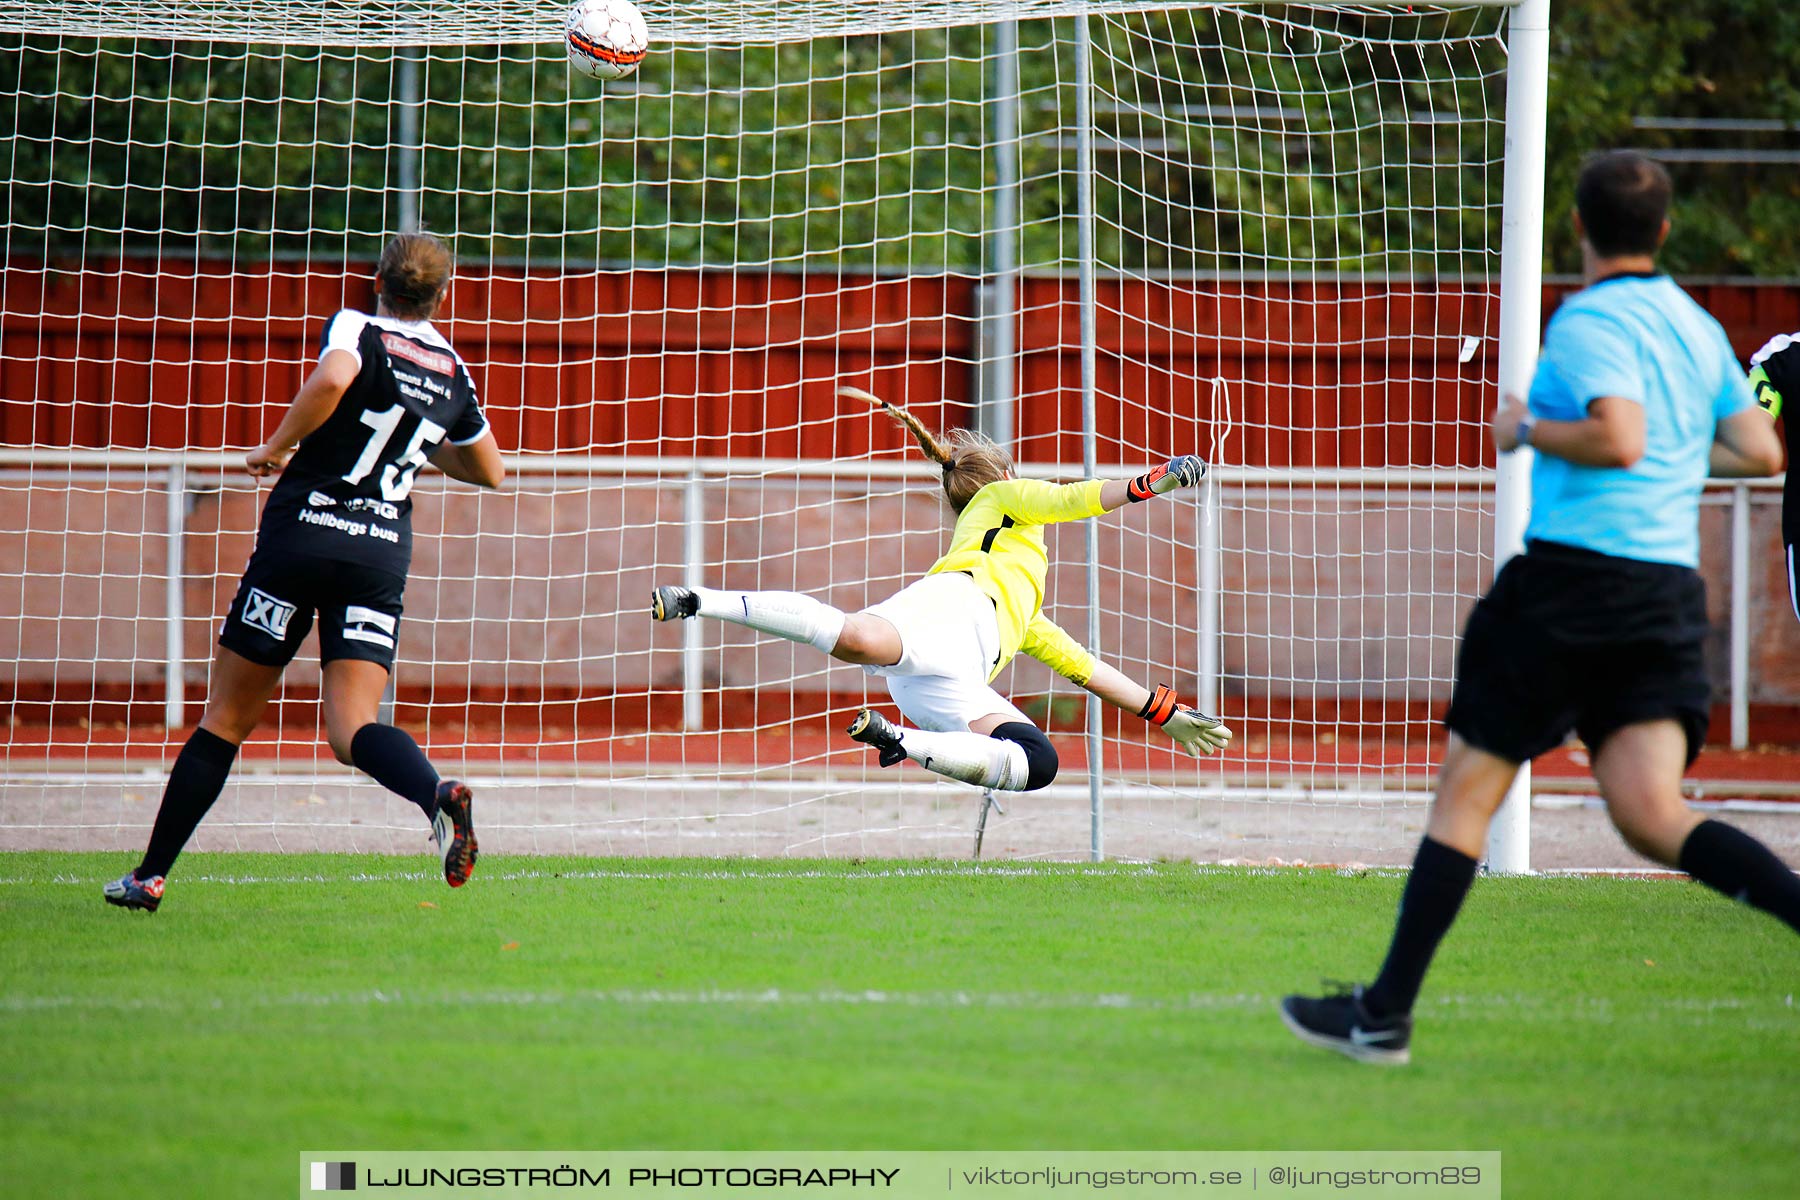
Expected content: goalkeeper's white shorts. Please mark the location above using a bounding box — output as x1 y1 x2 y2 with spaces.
858 572 1030 734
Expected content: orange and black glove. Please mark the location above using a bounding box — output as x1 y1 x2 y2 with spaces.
1140 684 1233 757
1127 455 1206 502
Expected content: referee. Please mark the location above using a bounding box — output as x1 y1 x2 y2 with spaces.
1746 330 1800 614
1280 151 1799 1064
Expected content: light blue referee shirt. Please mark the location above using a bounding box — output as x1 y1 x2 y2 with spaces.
1524 273 1754 568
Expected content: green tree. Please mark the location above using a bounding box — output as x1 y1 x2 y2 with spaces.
1542 0 1800 275
2 3 1797 276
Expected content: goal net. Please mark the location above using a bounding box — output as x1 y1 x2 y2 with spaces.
0 2 1518 864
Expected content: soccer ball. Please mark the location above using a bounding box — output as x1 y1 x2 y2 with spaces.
566 0 651 81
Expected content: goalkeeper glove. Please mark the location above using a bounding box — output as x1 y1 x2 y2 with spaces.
1139 684 1233 757
1127 455 1206 502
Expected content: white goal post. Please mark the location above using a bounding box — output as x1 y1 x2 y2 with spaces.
0 1 1549 868
1487 0 1550 874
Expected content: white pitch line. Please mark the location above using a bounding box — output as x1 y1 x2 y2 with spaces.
10 859 1746 887
1531 794 1800 815
1 862 1220 888
2 987 1790 1030
0 987 1267 1016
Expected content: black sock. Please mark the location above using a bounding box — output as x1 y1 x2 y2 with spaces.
137 727 239 879
1678 820 1800 934
350 723 441 820
1362 837 1480 1018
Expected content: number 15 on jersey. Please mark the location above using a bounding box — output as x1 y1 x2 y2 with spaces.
343 404 448 502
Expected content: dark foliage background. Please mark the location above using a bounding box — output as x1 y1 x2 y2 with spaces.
1 3 1795 276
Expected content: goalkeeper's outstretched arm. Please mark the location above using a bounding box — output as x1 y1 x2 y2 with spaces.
1097 455 1207 511
840 384 1206 517
1022 614 1231 758
1082 661 1234 758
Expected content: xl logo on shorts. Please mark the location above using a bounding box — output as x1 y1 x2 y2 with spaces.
242 588 296 640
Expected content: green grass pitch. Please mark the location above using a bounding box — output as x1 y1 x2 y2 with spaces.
3 852 1797 1198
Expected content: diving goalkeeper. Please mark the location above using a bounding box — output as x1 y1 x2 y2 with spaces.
649 387 1231 793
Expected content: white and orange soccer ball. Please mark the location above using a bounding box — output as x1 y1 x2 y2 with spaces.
566 0 651 81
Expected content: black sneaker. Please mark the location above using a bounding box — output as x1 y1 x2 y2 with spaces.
1278 985 1412 1065
102 871 165 913
431 780 479 888
846 708 906 768
650 585 699 621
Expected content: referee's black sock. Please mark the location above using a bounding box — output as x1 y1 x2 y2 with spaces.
1678 820 1800 934
350 723 441 821
137 727 239 879
1361 837 1480 1018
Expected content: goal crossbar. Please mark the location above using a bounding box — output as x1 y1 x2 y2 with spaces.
2 2 1530 48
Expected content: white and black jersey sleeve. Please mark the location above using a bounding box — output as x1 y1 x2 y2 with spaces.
1749 332 1792 550
321 308 370 366
445 359 489 447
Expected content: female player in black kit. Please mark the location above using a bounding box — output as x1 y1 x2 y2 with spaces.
105 232 504 911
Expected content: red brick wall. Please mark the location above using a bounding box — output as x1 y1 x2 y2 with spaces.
6 257 1508 469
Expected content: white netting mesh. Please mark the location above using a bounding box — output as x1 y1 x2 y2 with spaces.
0 2 1512 862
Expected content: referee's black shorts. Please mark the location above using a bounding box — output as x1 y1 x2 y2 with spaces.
1444 540 1712 766
219 548 406 671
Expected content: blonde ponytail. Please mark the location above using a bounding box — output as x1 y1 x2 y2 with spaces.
839 386 1013 513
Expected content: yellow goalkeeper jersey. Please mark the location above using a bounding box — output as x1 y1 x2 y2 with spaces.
926 477 1106 685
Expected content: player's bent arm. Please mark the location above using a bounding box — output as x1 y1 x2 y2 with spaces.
429 429 506 489
1749 365 1784 420
246 348 360 477
1710 407 1785 478
1496 392 1645 467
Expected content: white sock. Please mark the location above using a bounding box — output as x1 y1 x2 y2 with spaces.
896 727 1031 792
691 587 846 654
